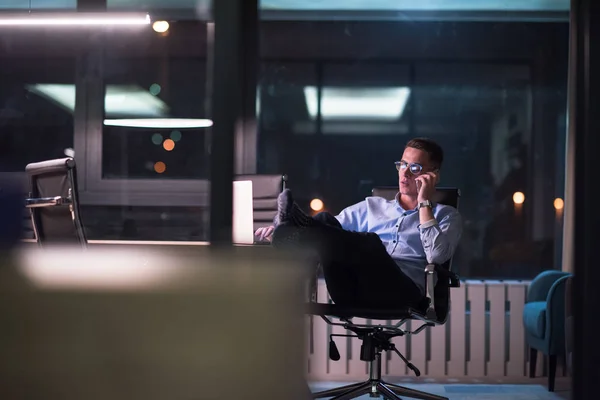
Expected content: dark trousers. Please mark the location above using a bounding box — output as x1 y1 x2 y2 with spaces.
297 212 423 308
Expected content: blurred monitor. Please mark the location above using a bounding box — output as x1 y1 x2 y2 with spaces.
233 180 254 245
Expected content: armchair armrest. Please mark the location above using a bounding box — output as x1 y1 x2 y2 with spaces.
544 275 571 354
527 270 570 303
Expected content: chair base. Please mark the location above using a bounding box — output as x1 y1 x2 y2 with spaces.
311 380 448 400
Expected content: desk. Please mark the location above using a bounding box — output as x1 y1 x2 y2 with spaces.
20 239 263 246
18 239 276 266
0 246 308 400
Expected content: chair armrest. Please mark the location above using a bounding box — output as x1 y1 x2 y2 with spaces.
545 275 571 354
527 270 570 303
25 196 71 208
424 264 460 319
435 265 461 287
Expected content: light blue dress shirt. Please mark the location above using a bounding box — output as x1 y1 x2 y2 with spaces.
334 194 463 295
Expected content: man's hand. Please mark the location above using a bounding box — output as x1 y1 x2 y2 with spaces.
415 172 438 203
255 226 275 242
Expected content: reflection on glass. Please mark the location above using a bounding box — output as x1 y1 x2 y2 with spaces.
0 0 76 10
81 205 206 241
102 32 210 180
0 60 75 172
259 18 568 280
304 86 410 121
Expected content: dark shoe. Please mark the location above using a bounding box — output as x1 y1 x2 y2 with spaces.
275 189 313 227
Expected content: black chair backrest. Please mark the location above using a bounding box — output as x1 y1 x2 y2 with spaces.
235 174 287 231
25 158 86 247
372 186 461 322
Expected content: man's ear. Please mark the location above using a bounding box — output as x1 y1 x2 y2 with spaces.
434 170 441 184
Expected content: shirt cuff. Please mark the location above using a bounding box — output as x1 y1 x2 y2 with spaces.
418 219 438 229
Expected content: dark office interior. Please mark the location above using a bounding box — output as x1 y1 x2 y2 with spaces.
0 0 598 399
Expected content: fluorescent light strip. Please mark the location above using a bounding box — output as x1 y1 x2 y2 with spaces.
104 118 213 129
304 86 411 121
27 84 169 117
0 13 150 26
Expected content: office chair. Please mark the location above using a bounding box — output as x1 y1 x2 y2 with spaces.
306 187 461 400
24 157 86 247
235 174 287 233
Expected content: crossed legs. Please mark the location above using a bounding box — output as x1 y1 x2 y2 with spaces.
272 189 423 308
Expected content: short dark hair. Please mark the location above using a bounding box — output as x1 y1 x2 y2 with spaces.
405 137 444 169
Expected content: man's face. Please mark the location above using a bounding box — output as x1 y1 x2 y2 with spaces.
397 147 436 196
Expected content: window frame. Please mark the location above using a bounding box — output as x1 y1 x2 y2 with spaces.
74 23 258 207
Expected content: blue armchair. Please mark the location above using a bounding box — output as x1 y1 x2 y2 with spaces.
523 270 571 392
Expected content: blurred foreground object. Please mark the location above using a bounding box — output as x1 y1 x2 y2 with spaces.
0 175 23 251
0 246 308 400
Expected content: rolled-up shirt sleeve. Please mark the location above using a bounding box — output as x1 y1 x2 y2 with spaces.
418 208 463 264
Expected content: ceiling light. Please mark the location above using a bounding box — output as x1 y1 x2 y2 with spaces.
104 118 213 129
152 20 169 33
304 86 411 121
0 12 150 26
27 84 169 117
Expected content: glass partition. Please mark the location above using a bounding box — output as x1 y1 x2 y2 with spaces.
258 14 569 280
0 0 570 274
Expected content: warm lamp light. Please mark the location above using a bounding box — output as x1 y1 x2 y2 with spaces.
154 161 166 174
162 139 175 151
152 20 169 33
310 198 324 212
513 192 525 205
554 198 564 210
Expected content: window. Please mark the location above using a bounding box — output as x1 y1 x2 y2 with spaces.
101 57 209 180
78 19 213 207
258 62 318 205
81 205 207 241
259 18 569 280
413 62 537 278
0 0 76 9
0 50 75 173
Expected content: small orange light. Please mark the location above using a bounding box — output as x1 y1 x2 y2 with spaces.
310 198 324 212
513 192 525 205
163 139 175 151
154 161 166 174
554 198 564 210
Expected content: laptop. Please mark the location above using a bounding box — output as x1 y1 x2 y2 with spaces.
232 180 255 245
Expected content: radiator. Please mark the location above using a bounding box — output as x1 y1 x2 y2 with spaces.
307 279 543 380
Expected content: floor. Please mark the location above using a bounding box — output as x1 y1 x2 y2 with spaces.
309 377 571 399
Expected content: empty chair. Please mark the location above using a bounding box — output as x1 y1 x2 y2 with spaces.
25 157 86 247
235 174 287 233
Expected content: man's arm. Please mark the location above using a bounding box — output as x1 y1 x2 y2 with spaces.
418 208 463 265
335 200 369 232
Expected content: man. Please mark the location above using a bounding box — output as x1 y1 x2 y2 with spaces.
255 138 462 309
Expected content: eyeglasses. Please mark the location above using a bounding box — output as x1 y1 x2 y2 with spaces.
395 161 424 175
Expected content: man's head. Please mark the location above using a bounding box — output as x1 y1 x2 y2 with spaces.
397 137 444 196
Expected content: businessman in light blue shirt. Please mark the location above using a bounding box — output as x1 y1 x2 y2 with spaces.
256 138 462 309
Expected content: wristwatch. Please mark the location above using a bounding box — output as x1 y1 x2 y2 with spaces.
418 200 433 210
